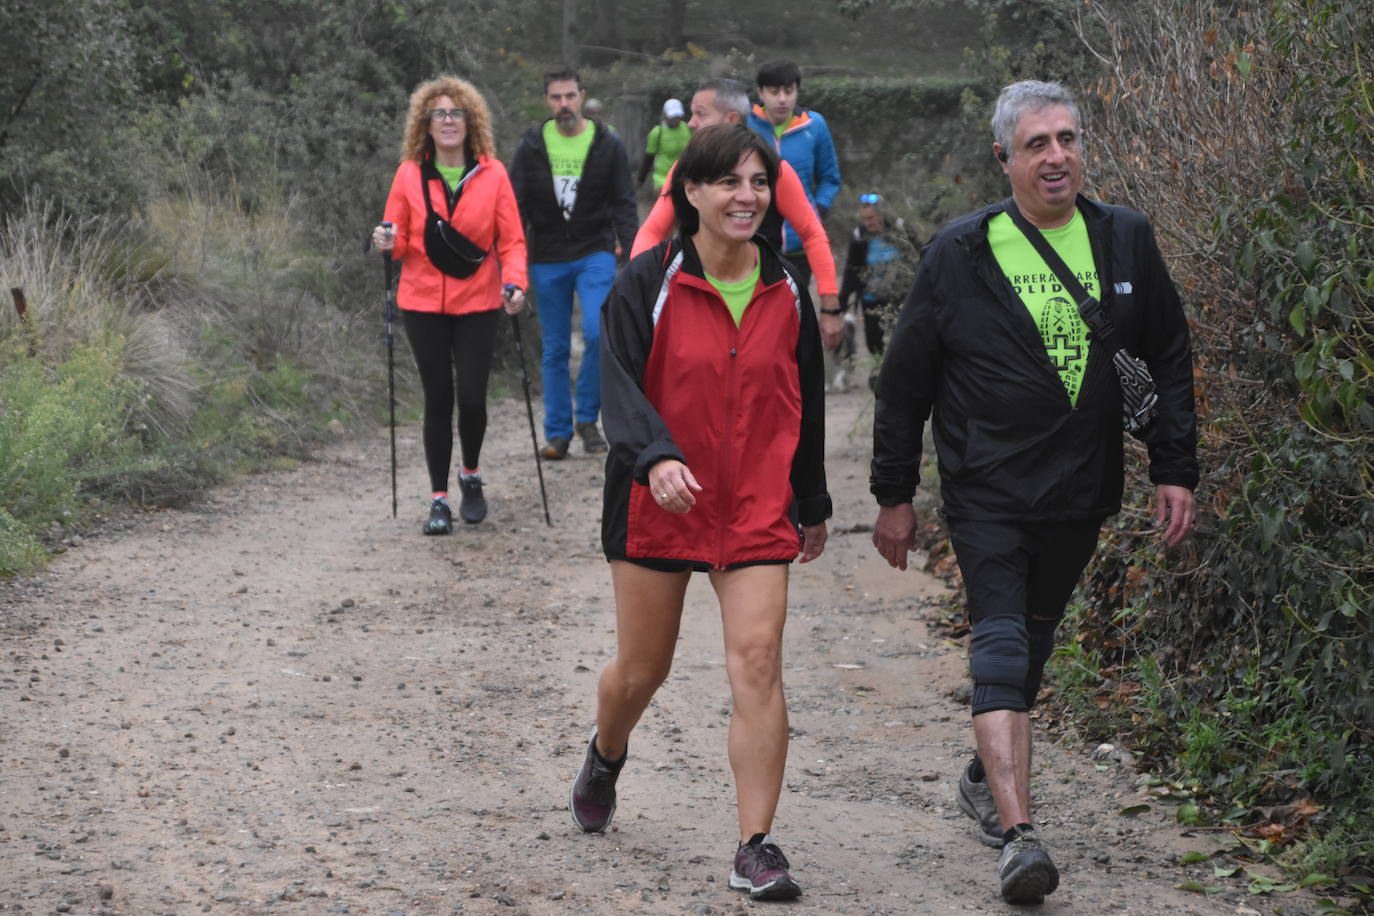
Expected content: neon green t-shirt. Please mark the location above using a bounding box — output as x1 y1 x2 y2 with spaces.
987 209 1096 405
705 248 762 327
646 123 691 189
773 121 787 140
435 162 467 192
543 120 595 221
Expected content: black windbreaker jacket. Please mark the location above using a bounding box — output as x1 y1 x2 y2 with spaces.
509 119 638 264
870 195 1199 521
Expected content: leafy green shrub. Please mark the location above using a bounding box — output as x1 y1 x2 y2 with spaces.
0 343 139 574
0 177 387 567
1040 0 1374 881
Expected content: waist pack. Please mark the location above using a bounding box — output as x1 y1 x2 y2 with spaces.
1006 202 1159 438
421 164 488 279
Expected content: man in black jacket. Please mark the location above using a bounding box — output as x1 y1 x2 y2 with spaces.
510 68 638 460
869 81 1198 905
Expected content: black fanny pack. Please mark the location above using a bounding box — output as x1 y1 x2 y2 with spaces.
1006 201 1159 439
421 164 488 279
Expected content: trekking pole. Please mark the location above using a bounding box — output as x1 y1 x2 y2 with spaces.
381 223 398 519
509 310 552 527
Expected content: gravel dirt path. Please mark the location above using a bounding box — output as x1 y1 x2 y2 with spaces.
1 385 1306 915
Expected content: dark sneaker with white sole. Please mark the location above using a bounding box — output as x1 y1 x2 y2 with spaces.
569 730 624 833
457 474 486 524
730 835 801 900
956 758 1005 848
422 497 452 535
998 827 1059 904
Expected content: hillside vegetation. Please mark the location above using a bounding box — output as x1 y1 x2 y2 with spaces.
1 0 1370 904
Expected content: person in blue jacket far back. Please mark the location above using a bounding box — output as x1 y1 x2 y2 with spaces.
746 59 841 294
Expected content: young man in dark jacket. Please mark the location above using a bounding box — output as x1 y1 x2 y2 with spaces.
510 68 638 459
869 80 1198 905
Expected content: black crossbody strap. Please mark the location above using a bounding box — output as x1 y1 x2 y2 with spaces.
1005 200 1160 436
1004 201 1123 355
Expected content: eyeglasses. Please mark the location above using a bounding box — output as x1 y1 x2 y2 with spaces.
428 108 466 122
859 193 882 205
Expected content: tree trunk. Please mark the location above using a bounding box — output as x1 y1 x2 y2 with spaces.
561 0 578 66
662 0 685 51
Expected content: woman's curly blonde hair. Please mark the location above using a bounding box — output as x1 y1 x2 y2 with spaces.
399 75 496 163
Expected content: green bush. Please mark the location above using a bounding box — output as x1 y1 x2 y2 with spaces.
1038 0 1374 883
0 343 139 574
0 181 386 572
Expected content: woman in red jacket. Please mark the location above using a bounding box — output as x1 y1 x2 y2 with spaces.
568 125 830 901
372 76 527 532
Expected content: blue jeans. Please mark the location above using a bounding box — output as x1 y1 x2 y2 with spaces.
530 251 617 441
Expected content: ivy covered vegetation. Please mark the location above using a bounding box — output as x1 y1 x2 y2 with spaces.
1040 0 1373 901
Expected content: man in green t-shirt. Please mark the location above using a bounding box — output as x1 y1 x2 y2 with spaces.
638 98 690 192
870 80 1199 907
510 68 638 461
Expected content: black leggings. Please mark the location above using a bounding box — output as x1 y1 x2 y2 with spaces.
400 308 500 493
860 301 895 356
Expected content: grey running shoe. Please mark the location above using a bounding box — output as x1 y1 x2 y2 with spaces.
422 497 452 535
956 758 1005 848
457 475 486 524
569 730 623 833
575 421 608 455
997 827 1059 904
729 835 802 900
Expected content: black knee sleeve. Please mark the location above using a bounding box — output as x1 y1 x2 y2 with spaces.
969 613 1030 715
1022 616 1060 710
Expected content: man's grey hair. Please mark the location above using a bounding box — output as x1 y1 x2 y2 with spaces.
991 80 1082 157
699 78 751 119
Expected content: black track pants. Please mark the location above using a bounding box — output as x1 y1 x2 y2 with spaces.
400 308 500 493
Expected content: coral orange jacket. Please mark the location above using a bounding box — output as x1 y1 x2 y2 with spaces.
381 155 528 314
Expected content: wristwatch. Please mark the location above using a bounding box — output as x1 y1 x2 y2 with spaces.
819 307 844 316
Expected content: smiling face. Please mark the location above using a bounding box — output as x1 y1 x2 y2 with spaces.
545 79 585 134
427 95 467 156
995 103 1083 228
758 83 798 127
686 151 771 247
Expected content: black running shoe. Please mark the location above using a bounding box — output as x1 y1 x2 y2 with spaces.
569 729 624 833
998 827 1059 904
730 835 802 900
457 475 486 524
423 497 452 535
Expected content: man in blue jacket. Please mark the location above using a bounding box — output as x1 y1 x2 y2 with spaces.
870 81 1198 906
747 59 841 293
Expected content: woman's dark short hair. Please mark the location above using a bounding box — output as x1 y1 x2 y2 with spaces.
669 125 779 236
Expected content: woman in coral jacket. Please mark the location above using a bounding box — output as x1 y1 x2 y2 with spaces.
568 125 830 902
372 76 527 533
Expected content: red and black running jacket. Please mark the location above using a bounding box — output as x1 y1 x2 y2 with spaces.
600 237 831 569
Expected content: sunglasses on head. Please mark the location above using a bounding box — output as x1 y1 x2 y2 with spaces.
859 193 882 205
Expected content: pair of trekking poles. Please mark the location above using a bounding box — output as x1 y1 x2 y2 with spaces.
378 223 551 526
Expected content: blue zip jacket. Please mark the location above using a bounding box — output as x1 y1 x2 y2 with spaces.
748 106 841 253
